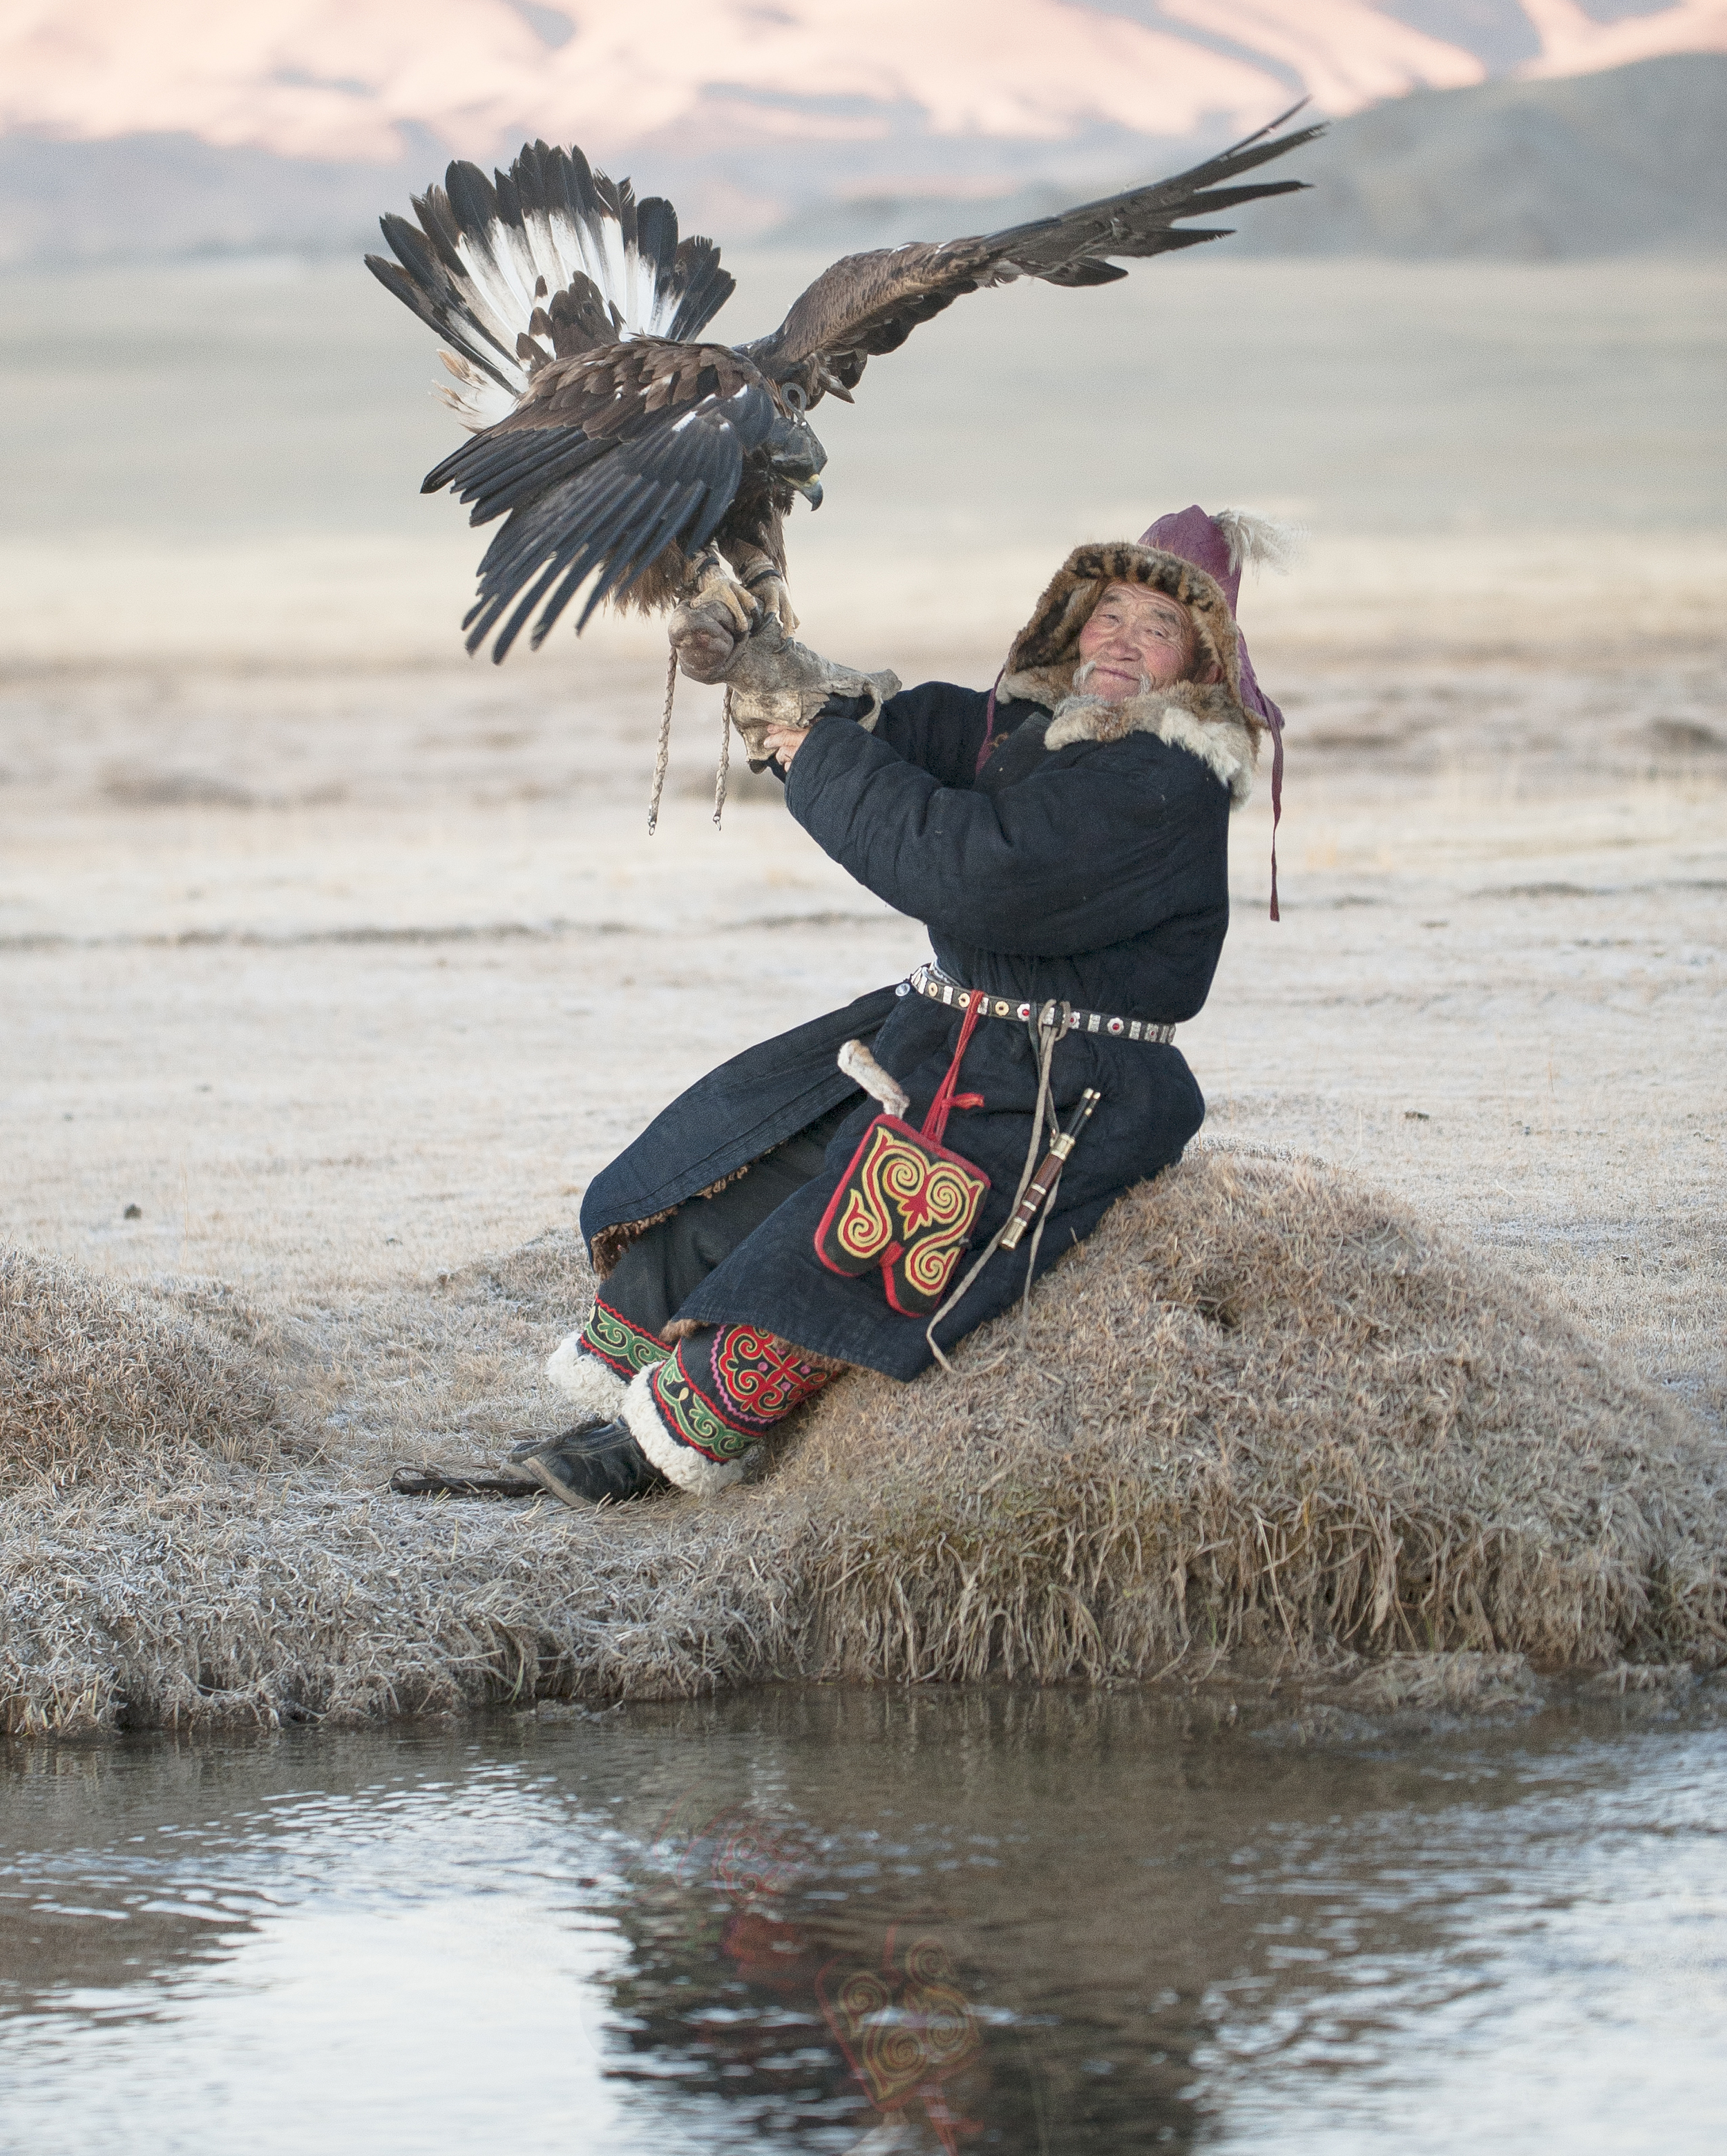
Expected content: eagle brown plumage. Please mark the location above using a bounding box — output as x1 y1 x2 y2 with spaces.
367 112 1322 663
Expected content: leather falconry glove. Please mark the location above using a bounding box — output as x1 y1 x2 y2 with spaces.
668 605 900 769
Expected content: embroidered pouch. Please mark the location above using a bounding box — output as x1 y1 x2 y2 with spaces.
814 990 991 1316
814 1115 991 1315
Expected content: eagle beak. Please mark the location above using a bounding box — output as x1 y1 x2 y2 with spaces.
795 476 823 511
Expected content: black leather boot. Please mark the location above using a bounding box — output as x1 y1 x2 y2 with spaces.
506 1413 611 1465
522 1418 671 1507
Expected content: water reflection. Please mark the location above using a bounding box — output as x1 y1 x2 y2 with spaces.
603 1791 1056 2149
1 1688 1723 2154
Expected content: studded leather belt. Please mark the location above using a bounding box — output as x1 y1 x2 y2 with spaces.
898 962 1176 1045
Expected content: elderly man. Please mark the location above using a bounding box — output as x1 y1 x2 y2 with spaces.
512 507 1284 1505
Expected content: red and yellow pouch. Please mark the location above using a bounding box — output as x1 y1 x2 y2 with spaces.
814 993 991 1317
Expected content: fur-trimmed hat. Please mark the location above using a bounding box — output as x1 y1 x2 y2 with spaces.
1144 506 1292 919
1000 539 1253 725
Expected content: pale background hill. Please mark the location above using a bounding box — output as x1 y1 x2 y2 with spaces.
2 2 1726 261
1229 50 1727 254
774 55 1727 257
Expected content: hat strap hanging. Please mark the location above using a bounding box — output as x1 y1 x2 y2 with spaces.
1267 700 1284 923
973 671 1005 775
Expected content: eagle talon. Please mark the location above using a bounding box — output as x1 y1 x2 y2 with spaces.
749 575 799 636
688 547 759 638
711 580 756 638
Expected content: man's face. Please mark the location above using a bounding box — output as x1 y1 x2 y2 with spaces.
1074 581 1200 700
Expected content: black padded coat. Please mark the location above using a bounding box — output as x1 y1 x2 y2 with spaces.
578 681 1232 1378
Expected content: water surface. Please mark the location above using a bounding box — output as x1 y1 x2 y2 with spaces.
2 1688 1723 2153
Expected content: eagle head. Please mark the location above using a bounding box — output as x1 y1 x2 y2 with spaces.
763 382 827 509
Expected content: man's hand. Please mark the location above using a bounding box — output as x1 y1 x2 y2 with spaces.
667 604 901 766
669 602 747 685
761 723 808 770
669 548 763 682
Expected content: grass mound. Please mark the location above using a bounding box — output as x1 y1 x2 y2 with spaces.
1 1151 1721 1733
0 1248 280 1490
780 1147 1727 1680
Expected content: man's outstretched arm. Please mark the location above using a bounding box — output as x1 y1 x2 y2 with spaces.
782 708 1228 958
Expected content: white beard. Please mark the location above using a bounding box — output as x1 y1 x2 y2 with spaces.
1052 658 1156 727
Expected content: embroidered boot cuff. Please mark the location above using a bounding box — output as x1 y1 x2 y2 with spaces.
580 1296 674 1382
622 1367 744 1496
544 1337 631 1420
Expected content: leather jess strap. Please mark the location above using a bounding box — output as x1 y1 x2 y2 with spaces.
900 962 1176 1045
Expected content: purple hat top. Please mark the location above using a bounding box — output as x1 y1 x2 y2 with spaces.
1139 504 1288 920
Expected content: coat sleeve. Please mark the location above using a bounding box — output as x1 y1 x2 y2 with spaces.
856 681 992 789
784 709 1228 957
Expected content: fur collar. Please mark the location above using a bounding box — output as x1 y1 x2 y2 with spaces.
1039 680 1257 805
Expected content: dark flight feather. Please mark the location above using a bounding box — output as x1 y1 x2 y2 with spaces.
750 104 1324 379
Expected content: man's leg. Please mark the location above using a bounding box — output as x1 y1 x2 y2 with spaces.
620 1322 836 1494
540 1099 857 1429
528 1319 835 1506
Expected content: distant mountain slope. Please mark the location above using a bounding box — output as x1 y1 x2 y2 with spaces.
0 52 1719 271
765 54 1726 259
1230 50 1727 255
0 131 417 269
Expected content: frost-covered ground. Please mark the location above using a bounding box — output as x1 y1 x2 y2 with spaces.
2 252 1723 1433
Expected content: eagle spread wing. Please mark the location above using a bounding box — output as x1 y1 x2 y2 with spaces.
368 112 1319 661
750 107 1324 386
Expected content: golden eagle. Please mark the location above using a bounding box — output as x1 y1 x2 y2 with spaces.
367 111 1319 663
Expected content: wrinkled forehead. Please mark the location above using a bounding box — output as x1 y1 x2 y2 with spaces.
1087 578 1190 633
1091 580 1193 627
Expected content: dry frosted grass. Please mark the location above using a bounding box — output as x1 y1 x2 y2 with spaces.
1 1249 280 1489
2 1150 1719 1735
785 1147 1726 1682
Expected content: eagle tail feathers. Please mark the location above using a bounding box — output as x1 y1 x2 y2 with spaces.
370 139 735 430
666 239 737 344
